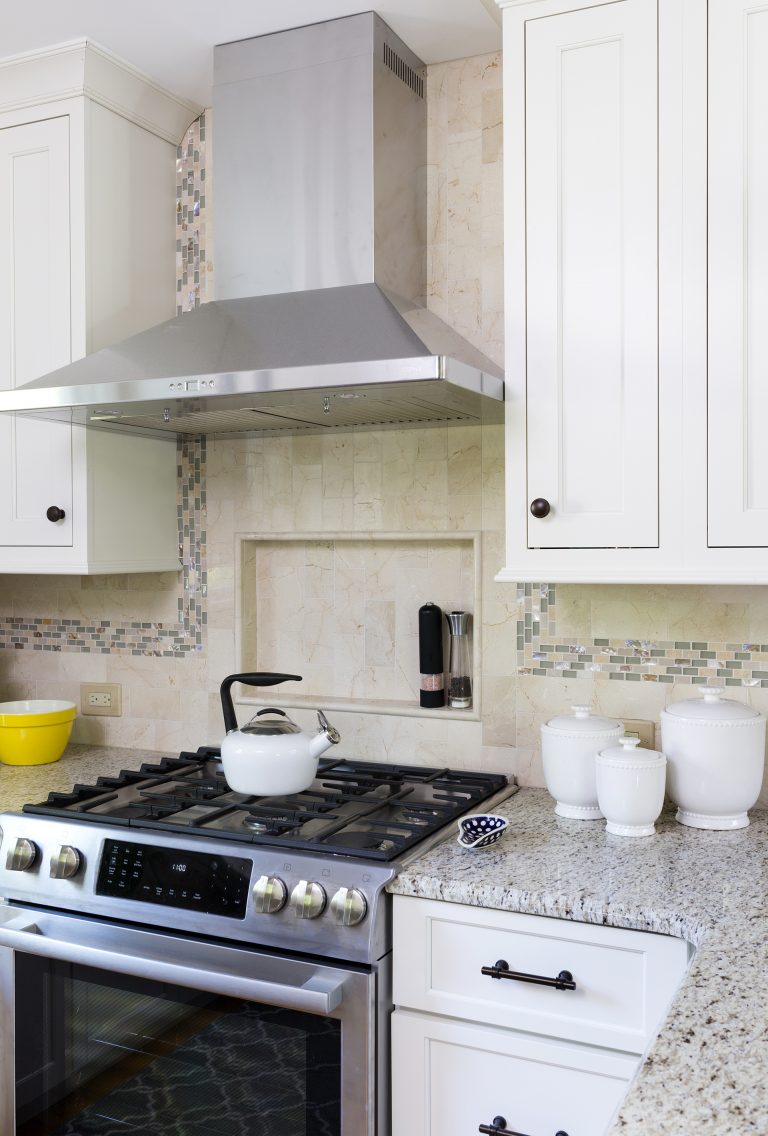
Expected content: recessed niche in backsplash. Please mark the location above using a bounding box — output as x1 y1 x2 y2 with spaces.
236 533 481 719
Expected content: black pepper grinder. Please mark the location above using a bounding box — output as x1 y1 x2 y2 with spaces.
418 602 445 708
446 610 472 709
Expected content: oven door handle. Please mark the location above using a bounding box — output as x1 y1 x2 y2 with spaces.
0 913 345 1016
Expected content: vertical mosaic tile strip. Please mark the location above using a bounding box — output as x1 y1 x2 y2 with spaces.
176 112 210 312
516 584 768 687
0 116 211 658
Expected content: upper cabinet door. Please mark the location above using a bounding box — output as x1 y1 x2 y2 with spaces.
0 116 73 547
708 0 768 547
524 0 658 549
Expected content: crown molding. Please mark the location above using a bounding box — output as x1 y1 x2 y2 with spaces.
0 39 200 144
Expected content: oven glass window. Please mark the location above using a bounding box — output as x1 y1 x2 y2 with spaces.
15 954 341 1135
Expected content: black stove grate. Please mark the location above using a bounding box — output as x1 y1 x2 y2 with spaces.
23 748 508 861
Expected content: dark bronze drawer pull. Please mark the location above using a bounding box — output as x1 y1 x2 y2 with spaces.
481 959 576 991
479 1116 569 1135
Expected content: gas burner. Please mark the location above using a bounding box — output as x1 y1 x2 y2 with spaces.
242 816 270 833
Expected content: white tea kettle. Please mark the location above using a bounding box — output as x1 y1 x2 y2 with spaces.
219 672 341 796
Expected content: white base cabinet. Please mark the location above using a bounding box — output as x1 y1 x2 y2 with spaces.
392 896 690 1136
392 1011 636 1136
0 41 197 573
496 0 768 583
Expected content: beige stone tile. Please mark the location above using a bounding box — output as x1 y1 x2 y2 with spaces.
448 494 483 530
594 682 667 734
292 435 323 466
481 675 515 745
321 497 355 531
515 676 597 749
322 436 354 498
353 433 383 463
589 586 670 640
71 715 108 745
364 601 396 668
353 461 383 530
555 586 593 639
514 744 546 789
666 587 749 642
125 685 181 721
292 463 323 531
482 88 503 164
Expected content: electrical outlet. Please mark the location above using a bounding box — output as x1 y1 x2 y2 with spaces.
620 718 656 749
81 683 122 717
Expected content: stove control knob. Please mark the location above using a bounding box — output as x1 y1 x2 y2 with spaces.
253 875 287 914
290 880 327 920
6 838 38 872
50 846 83 880
330 887 368 928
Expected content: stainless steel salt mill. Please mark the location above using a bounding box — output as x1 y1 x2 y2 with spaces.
446 610 472 709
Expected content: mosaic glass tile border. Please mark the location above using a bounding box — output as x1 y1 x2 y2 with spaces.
516 583 768 688
0 115 211 660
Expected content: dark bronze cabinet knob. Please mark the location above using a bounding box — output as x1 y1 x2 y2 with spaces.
46 506 66 522
529 498 551 519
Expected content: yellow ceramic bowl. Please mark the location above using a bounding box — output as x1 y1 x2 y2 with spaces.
0 700 77 766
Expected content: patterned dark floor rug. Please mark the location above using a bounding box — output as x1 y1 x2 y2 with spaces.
50 1002 341 1136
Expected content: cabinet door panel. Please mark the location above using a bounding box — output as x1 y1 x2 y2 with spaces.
525 0 658 548
0 116 72 547
391 1010 636 1136
708 0 768 546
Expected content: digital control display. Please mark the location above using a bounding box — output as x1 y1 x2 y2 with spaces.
95 840 252 919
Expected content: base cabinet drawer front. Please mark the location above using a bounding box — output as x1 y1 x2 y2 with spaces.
394 898 689 1052
391 1010 637 1136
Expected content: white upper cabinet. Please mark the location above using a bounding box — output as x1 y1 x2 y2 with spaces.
525 1 658 550
497 0 768 582
708 0 768 548
0 117 73 548
0 42 198 573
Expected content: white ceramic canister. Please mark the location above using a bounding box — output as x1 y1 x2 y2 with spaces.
596 736 667 838
660 686 766 830
540 705 624 819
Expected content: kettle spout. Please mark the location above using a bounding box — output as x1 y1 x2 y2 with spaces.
309 710 341 759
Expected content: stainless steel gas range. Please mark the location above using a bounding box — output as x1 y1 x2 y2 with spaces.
0 749 511 1135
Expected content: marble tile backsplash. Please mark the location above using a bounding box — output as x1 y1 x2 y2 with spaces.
1 51 768 804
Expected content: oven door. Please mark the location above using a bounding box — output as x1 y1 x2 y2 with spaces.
0 905 380 1136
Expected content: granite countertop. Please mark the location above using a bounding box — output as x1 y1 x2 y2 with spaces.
0 743 173 815
389 787 768 1135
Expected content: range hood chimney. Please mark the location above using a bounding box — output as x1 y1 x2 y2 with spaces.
0 13 503 437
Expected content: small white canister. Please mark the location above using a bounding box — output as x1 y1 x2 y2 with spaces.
596 736 667 838
660 686 766 830
541 705 623 819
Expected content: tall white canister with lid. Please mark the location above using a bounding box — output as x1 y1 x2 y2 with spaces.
540 705 623 819
660 686 766 830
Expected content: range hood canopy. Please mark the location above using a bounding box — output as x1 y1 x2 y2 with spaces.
0 13 503 437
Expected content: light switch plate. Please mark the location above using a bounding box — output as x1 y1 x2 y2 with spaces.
80 683 122 717
620 718 656 749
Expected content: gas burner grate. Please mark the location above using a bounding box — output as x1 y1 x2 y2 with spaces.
22 748 509 861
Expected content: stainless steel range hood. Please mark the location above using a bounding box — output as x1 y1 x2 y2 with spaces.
0 13 503 437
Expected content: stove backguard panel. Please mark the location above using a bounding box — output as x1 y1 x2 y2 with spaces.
237 532 481 721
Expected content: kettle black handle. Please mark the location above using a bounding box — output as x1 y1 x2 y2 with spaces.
220 673 302 734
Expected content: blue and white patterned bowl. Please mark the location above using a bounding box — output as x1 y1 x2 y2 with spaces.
456 813 509 849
